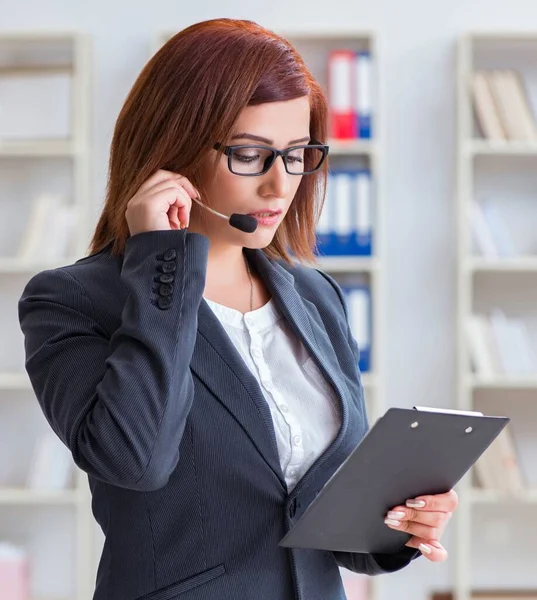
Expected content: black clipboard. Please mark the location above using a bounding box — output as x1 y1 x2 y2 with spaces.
278 406 509 554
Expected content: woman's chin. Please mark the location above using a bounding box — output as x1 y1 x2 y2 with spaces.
240 229 276 249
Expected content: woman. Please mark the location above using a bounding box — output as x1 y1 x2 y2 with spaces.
18 18 457 600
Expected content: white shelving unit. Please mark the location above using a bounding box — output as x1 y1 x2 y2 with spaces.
0 31 94 600
455 32 537 600
154 28 384 600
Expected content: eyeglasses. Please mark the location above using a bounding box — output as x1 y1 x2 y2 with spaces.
213 141 329 176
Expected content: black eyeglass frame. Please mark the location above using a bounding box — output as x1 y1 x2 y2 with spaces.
213 140 329 176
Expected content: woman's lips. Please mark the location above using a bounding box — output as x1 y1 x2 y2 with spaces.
247 210 282 227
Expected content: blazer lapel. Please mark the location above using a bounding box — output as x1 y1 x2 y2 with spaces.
247 249 350 446
190 248 349 493
192 301 285 488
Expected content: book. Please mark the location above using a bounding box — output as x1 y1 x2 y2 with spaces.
471 69 537 142
328 50 356 139
474 425 525 493
472 71 506 141
0 542 29 600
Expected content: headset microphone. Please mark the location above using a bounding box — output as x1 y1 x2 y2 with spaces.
191 196 258 233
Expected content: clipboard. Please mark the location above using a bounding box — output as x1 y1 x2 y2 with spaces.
278 406 509 554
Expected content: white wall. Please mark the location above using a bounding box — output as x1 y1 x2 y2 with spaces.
3 0 537 598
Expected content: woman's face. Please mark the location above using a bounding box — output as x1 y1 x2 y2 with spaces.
194 95 311 249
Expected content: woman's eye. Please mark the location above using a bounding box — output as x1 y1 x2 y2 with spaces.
234 153 261 163
287 155 303 164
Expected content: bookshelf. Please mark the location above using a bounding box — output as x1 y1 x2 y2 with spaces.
0 31 94 600
154 27 383 600
455 32 537 600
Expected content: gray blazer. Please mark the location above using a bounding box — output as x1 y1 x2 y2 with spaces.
18 229 418 600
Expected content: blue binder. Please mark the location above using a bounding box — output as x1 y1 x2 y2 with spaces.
342 284 371 373
315 169 373 257
356 51 372 139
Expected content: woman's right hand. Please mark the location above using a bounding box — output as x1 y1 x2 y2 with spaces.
125 169 199 236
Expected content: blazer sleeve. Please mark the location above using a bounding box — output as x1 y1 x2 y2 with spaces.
18 229 209 492
314 269 422 574
333 546 420 576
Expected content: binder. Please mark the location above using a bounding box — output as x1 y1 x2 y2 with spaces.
328 50 356 139
354 170 372 255
344 285 371 373
355 51 372 139
315 169 373 257
279 406 509 554
333 170 354 248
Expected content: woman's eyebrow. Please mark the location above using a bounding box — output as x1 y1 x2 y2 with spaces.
230 133 310 145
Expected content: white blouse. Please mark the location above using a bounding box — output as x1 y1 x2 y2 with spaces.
203 296 342 493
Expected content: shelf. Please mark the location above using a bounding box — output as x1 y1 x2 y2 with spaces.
0 139 77 157
0 28 94 600
0 31 82 42
0 488 80 505
0 372 32 390
455 30 537 600
467 30 537 41
0 256 79 273
313 255 378 273
466 140 537 156
328 139 377 156
466 375 537 389
470 487 537 504
467 256 537 272
0 64 73 76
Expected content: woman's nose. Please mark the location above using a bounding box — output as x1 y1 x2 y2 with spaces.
260 155 291 199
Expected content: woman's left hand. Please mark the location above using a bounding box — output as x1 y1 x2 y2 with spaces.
384 489 458 562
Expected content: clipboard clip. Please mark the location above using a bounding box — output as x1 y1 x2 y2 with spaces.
413 405 483 417
412 406 483 433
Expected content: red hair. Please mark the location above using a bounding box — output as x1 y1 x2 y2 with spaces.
89 18 328 263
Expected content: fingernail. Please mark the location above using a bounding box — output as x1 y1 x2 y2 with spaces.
384 518 401 527
419 543 432 554
387 511 405 520
406 499 426 508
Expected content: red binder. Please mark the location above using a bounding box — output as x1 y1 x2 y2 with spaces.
328 50 357 139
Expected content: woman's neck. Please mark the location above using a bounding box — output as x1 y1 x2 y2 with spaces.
205 243 249 288
202 243 271 314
